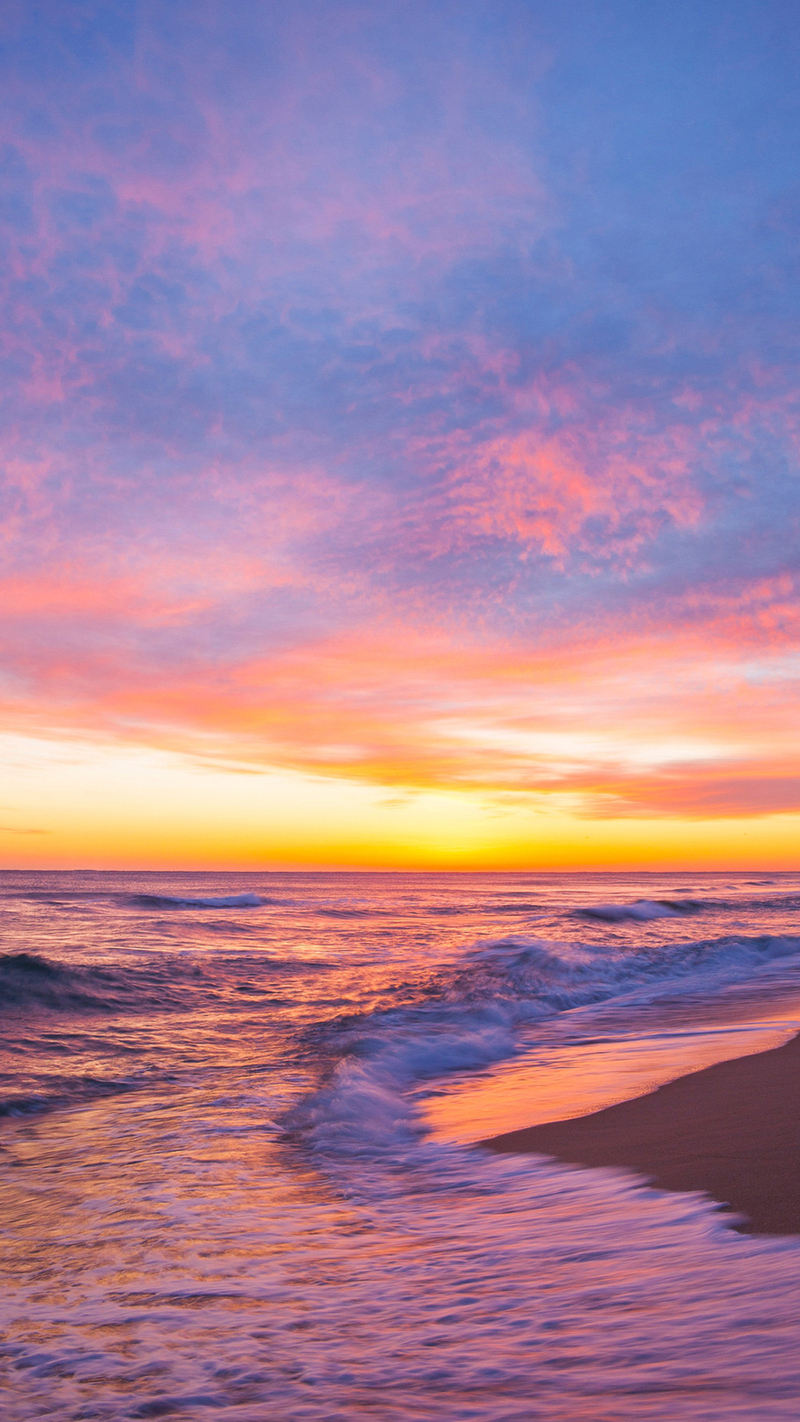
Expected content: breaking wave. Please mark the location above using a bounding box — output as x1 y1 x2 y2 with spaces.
286 930 800 1156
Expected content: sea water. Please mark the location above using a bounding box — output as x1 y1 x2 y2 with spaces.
2 870 800 1420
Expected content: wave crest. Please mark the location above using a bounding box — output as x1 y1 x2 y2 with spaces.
285 930 800 1157
128 892 266 909
579 899 701 922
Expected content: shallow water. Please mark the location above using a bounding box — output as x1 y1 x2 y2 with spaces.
2 870 800 1419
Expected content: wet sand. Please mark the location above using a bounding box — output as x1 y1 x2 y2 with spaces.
482 1031 800 1234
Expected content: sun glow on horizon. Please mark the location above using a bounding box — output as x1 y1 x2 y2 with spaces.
2 733 798 873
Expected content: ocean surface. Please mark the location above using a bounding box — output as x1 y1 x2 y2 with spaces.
2 869 800 1420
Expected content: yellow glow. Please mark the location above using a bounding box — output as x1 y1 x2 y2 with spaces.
2 732 799 870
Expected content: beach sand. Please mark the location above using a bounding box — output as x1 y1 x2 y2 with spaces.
482 1031 800 1234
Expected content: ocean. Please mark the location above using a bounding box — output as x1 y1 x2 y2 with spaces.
2 869 800 1420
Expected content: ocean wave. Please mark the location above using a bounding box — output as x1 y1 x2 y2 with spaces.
579 898 701 922
0 949 323 1016
0 951 156 1013
286 930 800 1156
128 892 267 909
727 892 800 912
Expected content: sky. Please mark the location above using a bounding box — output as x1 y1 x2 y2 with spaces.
1 0 800 869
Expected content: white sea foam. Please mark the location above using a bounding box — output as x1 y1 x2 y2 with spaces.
7 1116 800 1422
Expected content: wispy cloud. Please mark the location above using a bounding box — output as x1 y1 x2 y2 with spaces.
1 1 799 853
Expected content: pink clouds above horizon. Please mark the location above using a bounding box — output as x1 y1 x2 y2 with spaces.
2 0 800 847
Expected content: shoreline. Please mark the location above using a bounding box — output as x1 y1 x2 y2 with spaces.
482 1031 800 1234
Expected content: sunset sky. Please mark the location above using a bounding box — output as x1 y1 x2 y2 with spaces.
2 1 799 868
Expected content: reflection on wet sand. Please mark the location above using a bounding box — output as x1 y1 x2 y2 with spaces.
420 1016 798 1143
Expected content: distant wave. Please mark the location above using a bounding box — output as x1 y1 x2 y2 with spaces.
579 893 800 921
579 899 702 922
129 892 267 909
729 893 800 913
0 888 273 910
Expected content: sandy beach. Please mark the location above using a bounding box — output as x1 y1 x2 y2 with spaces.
483 1031 800 1234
